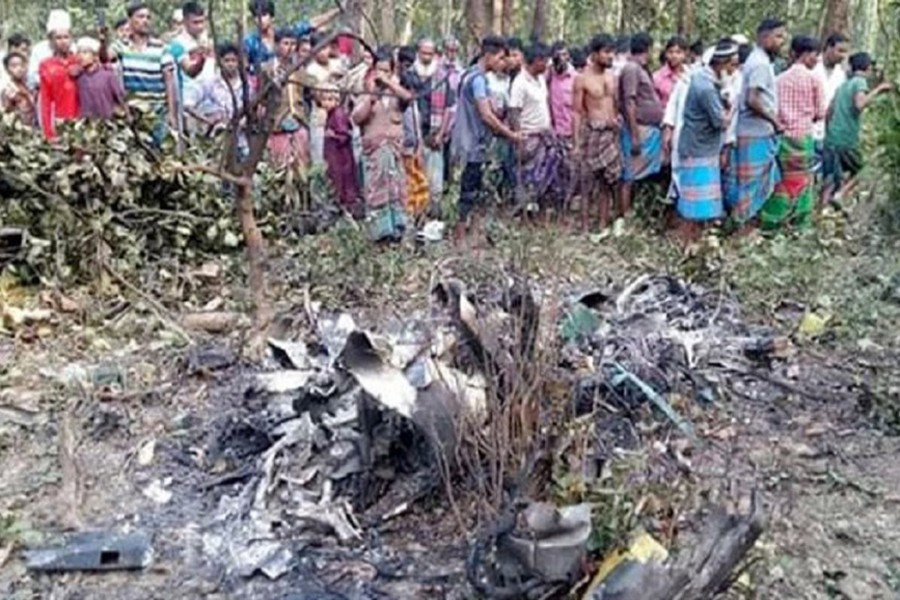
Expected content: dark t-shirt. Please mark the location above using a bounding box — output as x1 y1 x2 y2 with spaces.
78 66 125 120
619 60 664 126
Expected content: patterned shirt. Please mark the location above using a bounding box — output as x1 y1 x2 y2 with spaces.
776 64 825 139
112 37 174 106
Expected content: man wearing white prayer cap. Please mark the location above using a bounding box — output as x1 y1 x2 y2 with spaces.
27 9 72 89
35 9 79 138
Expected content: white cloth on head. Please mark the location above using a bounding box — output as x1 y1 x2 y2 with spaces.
76 37 101 54
46 9 71 34
172 8 184 22
731 34 750 45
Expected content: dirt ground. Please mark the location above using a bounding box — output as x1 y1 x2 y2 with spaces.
1 216 899 599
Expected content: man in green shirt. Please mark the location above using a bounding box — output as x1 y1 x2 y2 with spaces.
822 52 892 204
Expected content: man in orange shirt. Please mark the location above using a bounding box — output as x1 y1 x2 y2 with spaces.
39 12 80 139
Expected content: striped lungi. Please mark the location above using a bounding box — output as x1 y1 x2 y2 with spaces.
730 135 781 221
672 154 724 221
620 124 663 182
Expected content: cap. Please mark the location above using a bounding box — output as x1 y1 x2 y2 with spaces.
46 9 72 34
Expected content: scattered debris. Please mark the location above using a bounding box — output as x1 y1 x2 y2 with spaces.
182 311 242 334
504 503 593 581
25 531 153 572
143 479 173 505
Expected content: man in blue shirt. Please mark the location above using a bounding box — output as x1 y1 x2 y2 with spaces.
672 39 739 240
450 36 521 243
731 18 787 222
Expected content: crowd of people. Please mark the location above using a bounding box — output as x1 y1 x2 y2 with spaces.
0 4 891 243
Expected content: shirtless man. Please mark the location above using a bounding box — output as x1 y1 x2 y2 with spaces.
572 33 622 230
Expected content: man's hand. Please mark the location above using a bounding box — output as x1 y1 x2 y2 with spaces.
508 130 524 144
630 133 641 156
773 116 786 134
876 81 893 95
720 146 731 171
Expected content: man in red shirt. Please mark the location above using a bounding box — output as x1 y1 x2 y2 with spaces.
39 17 80 139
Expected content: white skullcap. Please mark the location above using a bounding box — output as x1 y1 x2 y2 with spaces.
76 37 101 54
731 34 750 45
702 47 715 66
46 9 72 34
172 8 184 22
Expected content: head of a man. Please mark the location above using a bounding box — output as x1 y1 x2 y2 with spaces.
8 33 30 57
570 46 587 71
615 35 631 57
182 2 206 38
76 37 100 68
629 32 654 64
552 41 570 73
480 36 508 73
709 38 739 77
417 38 436 66
823 32 850 68
296 35 312 60
790 35 820 69
251 0 275 32
506 37 524 71
664 35 688 70
757 18 787 56
848 51 873 76
50 29 72 55
3 52 27 82
689 39 705 63
114 18 131 39
526 42 551 76
217 42 241 78
443 37 460 62
127 3 153 37
589 34 616 69
310 33 330 65
275 28 297 59
397 45 415 73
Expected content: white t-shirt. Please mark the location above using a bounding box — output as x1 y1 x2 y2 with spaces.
812 60 847 140
509 69 551 133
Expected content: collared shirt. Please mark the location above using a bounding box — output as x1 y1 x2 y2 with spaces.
776 64 825 138
619 58 664 126
184 72 243 122
653 63 686 109
509 68 551 133
38 54 80 138
812 59 847 140
113 36 175 106
547 66 577 137
678 66 727 159
737 45 777 138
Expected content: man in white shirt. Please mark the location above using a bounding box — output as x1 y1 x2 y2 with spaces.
812 32 849 143
508 42 567 213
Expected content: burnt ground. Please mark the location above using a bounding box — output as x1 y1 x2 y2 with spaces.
1 216 900 600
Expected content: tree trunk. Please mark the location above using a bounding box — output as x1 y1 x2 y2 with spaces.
532 0 547 41
491 0 503 34
501 0 514 35
466 0 487 49
676 0 695 37
821 0 851 36
380 0 396 43
236 181 270 354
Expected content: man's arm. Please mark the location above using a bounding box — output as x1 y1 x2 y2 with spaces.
855 82 892 112
476 97 518 140
813 79 826 122
163 66 178 125
620 66 640 152
38 63 53 138
507 77 523 132
571 75 586 153
746 64 782 130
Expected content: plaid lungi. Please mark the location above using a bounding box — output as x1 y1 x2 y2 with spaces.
579 124 622 190
730 135 781 221
620 124 663 182
672 154 724 221
518 130 568 208
761 135 815 230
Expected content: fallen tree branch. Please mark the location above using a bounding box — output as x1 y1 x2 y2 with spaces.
104 263 195 345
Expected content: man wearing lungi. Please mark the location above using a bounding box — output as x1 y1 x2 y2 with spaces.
731 18 787 223
671 40 739 241
618 32 664 217
763 35 825 230
572 34 622 231
508 42 567 217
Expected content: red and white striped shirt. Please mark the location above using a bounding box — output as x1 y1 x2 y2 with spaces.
776 64 825 139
